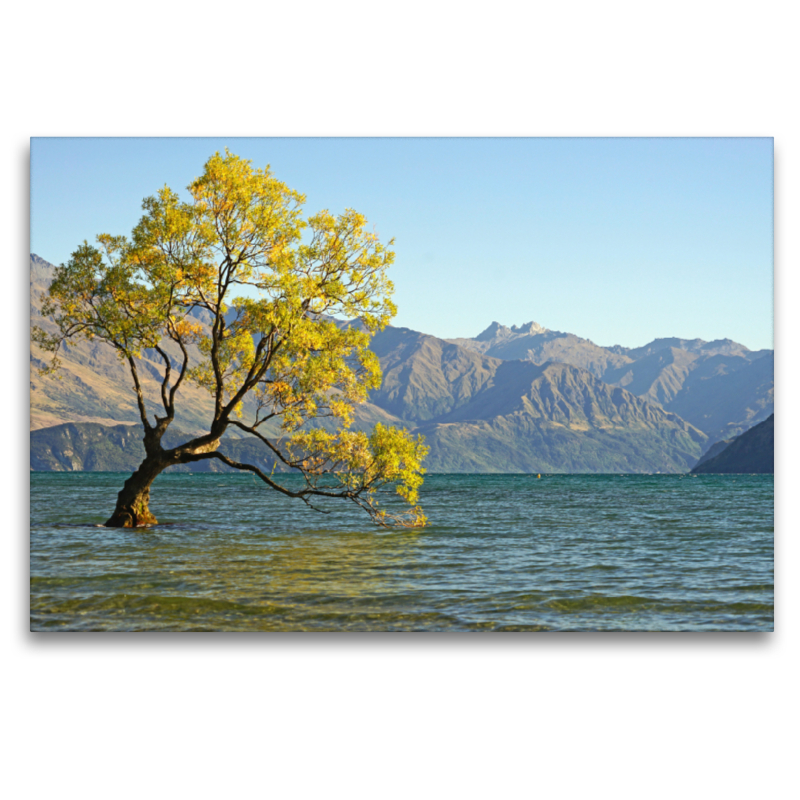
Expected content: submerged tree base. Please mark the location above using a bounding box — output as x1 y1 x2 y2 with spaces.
105 506 158 528
104 507 158 528
105 470 160 527
102 442 213 528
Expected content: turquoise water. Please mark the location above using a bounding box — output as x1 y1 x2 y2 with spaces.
30 473 774 631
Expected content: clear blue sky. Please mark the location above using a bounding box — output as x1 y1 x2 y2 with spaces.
30 137 774 351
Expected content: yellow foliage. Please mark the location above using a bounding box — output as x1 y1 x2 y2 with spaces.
32 150 427 527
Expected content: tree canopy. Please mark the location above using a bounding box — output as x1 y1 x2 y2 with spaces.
33 150 428 527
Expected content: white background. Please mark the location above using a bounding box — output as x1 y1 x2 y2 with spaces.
4 2 796 798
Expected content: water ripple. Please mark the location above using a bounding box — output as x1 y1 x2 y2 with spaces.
30 473 773 631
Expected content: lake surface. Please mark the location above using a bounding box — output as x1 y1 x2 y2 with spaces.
30 473 774 632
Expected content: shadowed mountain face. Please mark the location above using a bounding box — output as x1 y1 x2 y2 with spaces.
665 352 774 441
418 362 705 473
436 360 699 432
601 348 773 441
369 327 499 422
691 414 773 474
603 347 699 404
692 438 735 471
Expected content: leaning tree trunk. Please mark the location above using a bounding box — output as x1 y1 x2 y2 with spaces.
105 455 169 527
104 421 221 527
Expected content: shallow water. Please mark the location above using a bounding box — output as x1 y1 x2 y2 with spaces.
30 473 774 631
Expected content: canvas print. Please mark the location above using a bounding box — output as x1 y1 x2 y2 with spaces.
29 137 774 631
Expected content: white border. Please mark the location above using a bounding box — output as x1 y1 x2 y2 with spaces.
6 3 796 798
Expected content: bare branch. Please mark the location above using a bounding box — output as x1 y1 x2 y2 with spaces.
153 345 173 416
167 331 191 411
126 355 152 430
227 419 300 469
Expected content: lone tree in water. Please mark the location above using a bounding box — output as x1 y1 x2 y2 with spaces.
33 151 428 528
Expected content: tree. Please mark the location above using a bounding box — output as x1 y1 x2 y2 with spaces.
33 151 428 528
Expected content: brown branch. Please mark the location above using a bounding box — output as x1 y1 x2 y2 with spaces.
168 334 191 411
153 345 173 417
180 450 366 504
227 419 300 470
126 355 152 430
220 331 273 419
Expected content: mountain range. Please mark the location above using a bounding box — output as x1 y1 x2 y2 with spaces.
448 320 773 443
30 255 774 473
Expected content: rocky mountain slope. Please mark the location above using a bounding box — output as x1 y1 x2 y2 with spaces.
451 320 773 443
414 360 705 473
691 414 774 474
691 438 735 471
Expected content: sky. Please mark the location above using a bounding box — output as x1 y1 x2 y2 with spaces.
30 137 774 351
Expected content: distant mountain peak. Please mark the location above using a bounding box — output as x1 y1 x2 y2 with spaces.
510 320 547 335
30 253 56 287
475 320 547 341
475 321 510 341
625 336 752 360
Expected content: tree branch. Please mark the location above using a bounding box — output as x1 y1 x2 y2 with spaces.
227 419 300 469
153 345 173 417
168 333 191 412
125 355 152 430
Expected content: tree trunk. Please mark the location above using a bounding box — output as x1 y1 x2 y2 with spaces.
104 455 168 527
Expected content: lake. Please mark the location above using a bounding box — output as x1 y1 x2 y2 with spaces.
29 472 774 632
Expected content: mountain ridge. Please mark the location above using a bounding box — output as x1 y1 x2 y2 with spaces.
30 255 771 473
446 317 773 443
